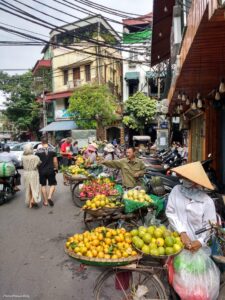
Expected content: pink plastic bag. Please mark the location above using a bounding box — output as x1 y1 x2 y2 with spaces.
172 249 220 300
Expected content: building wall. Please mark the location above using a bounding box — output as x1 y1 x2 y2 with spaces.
51 43 122 122
122 42 151 102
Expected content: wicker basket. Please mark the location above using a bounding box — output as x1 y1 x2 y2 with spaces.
65 247 142 267
133 244 183 260
83 206 124 217
65 172 88 181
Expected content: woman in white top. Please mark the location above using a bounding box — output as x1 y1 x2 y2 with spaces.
22 144 41 208
166 161 216 253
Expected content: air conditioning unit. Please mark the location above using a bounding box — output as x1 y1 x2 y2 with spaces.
67 81 74 89
129 61 136 68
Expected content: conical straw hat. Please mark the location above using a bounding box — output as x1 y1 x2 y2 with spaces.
171 161 214 190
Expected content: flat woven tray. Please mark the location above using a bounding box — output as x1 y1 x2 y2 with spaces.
133 244 183 260
65 172 88 181
65 247 142 267
83 206 124 217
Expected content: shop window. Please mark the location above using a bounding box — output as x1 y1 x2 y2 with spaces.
85 64 91 82
64 98 69 109
148 77 165 96
63 69 68 85
128 82 138 97
73 67 80 81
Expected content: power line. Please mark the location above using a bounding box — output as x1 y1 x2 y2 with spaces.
0 0 146 55
76 0 141 17
0 14 150 64
73 0 140 18
52 0 151 31
0 41 43 46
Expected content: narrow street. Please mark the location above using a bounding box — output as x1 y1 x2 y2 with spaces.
0 173 101 300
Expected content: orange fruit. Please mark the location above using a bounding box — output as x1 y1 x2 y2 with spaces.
98 251 104 259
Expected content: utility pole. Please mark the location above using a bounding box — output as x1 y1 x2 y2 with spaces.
97 20 101 85
42 90 47 128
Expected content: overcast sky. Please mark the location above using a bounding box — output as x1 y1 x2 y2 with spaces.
0 0 153 75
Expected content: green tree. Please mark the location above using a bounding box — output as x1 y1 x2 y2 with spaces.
0 71 41 133
123 92 157 132
68 84 117 129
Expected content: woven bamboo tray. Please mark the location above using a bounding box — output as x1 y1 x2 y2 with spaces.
65 247 142 267
83 206 124 217
65 172 88 181
133 244 183 260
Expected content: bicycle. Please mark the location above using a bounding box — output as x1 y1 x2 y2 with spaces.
92 222 225 300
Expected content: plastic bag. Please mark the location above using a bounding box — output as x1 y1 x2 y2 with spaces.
172 249 220 300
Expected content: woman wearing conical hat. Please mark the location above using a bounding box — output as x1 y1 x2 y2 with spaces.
166 162 217 253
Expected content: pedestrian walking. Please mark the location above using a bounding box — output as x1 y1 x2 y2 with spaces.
22 143 41 208
72 141 79 156
60 137 73 185
36 136 58 206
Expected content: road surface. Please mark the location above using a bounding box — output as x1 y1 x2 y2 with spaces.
0 173 101 300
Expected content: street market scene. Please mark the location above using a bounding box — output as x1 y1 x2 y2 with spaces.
0 0 225 299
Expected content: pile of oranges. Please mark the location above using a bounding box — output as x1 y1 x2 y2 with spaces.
65 227 138 260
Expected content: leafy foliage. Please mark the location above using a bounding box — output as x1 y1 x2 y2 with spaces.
0 71 41 132
123 92 157 131
68 84 117 129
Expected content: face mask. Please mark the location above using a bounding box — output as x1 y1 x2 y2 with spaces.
182 179 194 188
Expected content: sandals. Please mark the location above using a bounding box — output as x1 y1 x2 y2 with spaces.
48 199 54 207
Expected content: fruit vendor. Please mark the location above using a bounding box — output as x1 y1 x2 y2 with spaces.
166 162 216 254
101 147 146 188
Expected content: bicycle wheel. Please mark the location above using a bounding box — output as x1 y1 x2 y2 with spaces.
106 220 137 231
72 183 85 207
95 269 167 300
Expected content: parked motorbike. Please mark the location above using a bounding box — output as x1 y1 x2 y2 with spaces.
0 170 20 205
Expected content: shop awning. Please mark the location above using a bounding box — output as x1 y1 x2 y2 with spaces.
45 91 73 101
146 70 165 79
151 0 175 66
125 72 140 81
32 59 51 75
123 29 152 44
40 120 77 132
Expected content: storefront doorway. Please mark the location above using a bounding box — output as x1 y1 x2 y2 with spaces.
190 114 205 162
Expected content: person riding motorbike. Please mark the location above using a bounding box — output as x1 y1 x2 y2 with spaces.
0 145 20 191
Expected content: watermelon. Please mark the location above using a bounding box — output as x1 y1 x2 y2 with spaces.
0 162 15 177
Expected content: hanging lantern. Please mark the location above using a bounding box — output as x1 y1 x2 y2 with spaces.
180 104 184 111
197 92 201 100
219 78 225 93
197 98 203 109
191 100 197 110
186 96 190 106
181 92 186 102
177 91 182 100
215 90 221 101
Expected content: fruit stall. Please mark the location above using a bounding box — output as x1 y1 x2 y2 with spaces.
65 225 184 265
